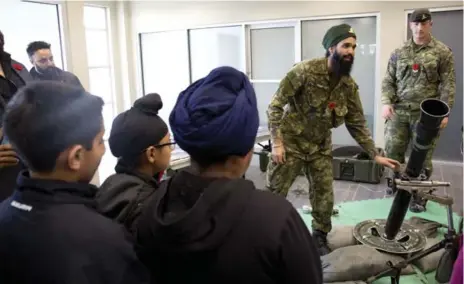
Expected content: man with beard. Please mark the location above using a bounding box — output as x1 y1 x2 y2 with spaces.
26 41 83 88
381 8 455 213
266 24 400 255
0 30 32 202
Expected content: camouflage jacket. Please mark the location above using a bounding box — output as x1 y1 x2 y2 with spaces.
381 37 455 110
267 57 378 159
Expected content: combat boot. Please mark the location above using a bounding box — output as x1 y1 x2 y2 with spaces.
312 229 331 256
409 169 432 213
409 196 426 213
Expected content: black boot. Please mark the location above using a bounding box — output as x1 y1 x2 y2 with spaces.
386 186 396 196
409 169 432 213
312 229 331 256
409 195 426 213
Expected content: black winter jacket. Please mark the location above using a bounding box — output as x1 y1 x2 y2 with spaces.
0 52 32 202
0 171 150 284
136 169 322 284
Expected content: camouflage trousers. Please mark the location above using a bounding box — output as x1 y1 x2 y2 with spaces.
265 152 333 233
384 109 440 175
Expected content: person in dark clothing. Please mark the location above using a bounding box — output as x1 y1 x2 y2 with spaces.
136 66 323 284
0 122 21 201
0 30 32 202
96 93 173 235
26 41 83 88
0 81 149 284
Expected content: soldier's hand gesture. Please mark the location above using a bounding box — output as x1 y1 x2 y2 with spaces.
382 105 394 120
374 155 400 171
271 144 286 164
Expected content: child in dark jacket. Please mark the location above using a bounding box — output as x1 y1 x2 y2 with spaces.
0 81 149 284
96 93 173 235
136 67 322 284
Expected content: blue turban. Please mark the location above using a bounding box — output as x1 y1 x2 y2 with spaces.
169 66 259 159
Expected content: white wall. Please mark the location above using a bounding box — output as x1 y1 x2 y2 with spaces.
128 0 463 148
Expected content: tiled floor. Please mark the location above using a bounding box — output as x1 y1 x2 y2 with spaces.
245 156 463 214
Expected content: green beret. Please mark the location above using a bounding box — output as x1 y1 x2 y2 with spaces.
322 24 357 50
410 8 432 23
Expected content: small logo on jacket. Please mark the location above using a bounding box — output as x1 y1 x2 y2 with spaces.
10 200 32 212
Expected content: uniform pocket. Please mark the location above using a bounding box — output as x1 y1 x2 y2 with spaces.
423 60 439 83
396 59 410 81
306 82 329 108
332 105 348 128
281 111 303 136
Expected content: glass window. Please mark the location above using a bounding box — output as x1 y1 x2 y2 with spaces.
0 1 64 70
253 83 279 128
83 6 107 30
301 16 377 145
250 27 295 79
249 25 295 131
85 30 110 67
84 5 114 132
189 26 244 82
88 68 113 103
140 30 190 128
84 5 116 183
98 141 117 184
102 103 115 140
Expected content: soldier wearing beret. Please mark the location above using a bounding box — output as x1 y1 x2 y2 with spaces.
381 8 456 213
266 24 400 255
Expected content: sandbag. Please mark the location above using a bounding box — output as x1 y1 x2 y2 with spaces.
412 237 445 273
327 225 358 250
407 217 446 238
322 245 415 283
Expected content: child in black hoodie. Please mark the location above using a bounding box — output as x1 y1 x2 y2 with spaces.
96 93 173 235
136 67 322 284
0 81 149 284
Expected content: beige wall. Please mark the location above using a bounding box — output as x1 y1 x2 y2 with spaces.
60 0 128 185
128 1 463 148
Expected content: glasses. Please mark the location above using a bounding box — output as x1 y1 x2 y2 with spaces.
137 141 176 155
154 141 176 150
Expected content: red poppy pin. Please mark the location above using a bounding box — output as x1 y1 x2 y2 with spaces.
328 102 337 110
12 64 23 71
412 63 419 73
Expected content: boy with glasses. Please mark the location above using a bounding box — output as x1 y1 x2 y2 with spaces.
97 93 173 235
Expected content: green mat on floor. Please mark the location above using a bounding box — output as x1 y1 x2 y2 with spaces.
298 198 461 284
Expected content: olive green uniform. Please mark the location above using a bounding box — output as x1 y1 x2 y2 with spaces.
266 57 378 233
381 36 455 174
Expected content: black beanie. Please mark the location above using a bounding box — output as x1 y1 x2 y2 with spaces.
322 24 356 50
108 93 169 159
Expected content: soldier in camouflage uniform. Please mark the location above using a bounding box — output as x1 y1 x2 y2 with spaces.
266 24 400 256
381 8 455 213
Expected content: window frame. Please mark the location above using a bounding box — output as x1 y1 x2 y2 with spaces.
84 4 117 141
